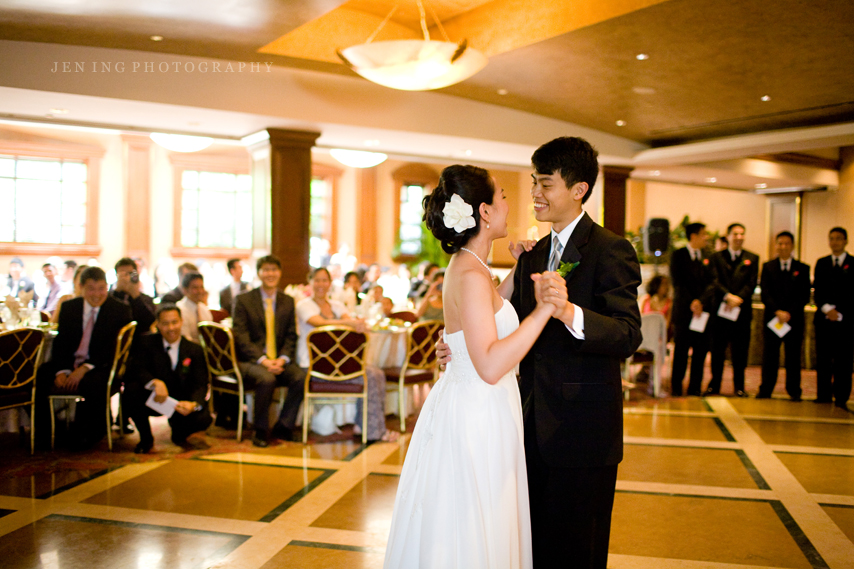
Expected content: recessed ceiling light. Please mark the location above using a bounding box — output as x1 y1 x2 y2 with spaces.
632 86 656 95
615 120 626 127
464 150 472 156
705 177 717 183
364 139 380 147
497 89 508 96
150 35 164 42
760 95 771 102
755 183 768 189
187 121 200 126
49 108 69 115
649 170 661 176
636 53 649 61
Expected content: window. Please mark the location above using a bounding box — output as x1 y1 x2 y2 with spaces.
179 169 252 249
399 183 424 255
0 155 88 244
310 177 329 241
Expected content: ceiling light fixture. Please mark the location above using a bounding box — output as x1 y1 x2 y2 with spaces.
755 183 768 189
636 53 649 60
336 0 487 91
150 133 213 153
150 35 163 42
705 177 717 183
760 95 771 102
330 149 388 168
497 89 508 95
649 170 661 176
616 120 626 127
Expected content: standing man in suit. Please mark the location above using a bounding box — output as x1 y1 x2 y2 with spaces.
160 262 198 304
219 258 248 316
111 257 156 333
35 266 132 448
6 257 37 305
813 227 853 408
232 255 306 447
706 223 759 396
758 231 811 400
511 137 641 567
670 223 717 396
124 303 212 453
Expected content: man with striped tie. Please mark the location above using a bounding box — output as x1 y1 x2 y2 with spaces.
231 255 305 446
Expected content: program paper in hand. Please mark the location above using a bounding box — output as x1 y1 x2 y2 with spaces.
767 317 791 338
145 389 177 418
689 311 710 333
717 301 741 322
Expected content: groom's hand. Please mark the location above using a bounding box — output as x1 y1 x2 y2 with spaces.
537 272 573 322
436 330 452 371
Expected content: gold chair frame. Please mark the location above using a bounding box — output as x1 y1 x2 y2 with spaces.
49 320 137 451
385 319 443 432
303 326 369 444
0 327 46 455
198 321 284 442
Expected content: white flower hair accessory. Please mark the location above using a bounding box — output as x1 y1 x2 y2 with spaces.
442 194 476 233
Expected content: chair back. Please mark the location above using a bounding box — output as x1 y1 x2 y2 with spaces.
306 326 368 382
404 320 444 371
40 311 51 323
0 327 45 409
209 309 228 323
390 311 417 324
198 322 240 378
638 313 667 359
107 321 137 390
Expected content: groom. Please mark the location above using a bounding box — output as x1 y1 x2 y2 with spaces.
513 137 641 567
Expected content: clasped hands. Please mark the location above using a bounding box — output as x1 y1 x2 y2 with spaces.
261 357 286 375
54 365 89 390
151 379 197 416
532 271 571 319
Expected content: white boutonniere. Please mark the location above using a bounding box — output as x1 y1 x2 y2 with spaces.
442 194 475 233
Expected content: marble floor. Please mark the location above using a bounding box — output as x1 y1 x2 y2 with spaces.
1 385 853 568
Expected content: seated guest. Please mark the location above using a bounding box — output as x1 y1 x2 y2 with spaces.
60 260 78 293
176 272 212 343
339 271 362 311
6 257 37 305
124 304 213 453
160 262 199 304
360 263 381 294
111 257 156 333
219 258 248 316
409 263 441 300
641 274 672 326
35 267 132 448
380 296 395 318
296 267 397 443
52 264 89 323
231 255 306 447
415 270 444 322
38 262 63 314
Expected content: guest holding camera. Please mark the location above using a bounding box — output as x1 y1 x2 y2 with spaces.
111 257 156 333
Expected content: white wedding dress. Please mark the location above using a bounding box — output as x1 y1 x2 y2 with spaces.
384 298 532 569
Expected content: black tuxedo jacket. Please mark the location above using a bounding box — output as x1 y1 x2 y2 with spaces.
127 333 209 404
711 249 759 323
760 258 811 325
670 247 717 328
51 296 133 372
232 288 298 363
814 253 854 328
160 286 183 305
219 282 249 316
512 213 641 468
6 275 37 303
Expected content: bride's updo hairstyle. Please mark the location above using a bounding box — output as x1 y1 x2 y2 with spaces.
422 164 494 254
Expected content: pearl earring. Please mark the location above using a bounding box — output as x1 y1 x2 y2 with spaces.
487 222 490 229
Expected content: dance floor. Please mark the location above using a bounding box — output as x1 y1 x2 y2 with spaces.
1 366 852 569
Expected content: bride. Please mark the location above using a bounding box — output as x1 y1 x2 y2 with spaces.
384 165 564 569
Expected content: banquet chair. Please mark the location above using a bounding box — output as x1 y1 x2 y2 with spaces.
209 309 228 323
624 313 668 398
302 326 369 444
384 319 444 432
198 321 284 442
0 327 46 454
389 311 418 324
40 311 51 323
49 320 137 451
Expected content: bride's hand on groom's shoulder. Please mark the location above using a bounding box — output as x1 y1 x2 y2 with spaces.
508 240 537 260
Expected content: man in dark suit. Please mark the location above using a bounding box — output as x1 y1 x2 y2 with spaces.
706 223 759 396
758 231 811 400
813 226 853 408
111 257 156 333
231 255 305 447
160 262 198 304
219 258 249 316
670 222 717 396
6 257 37 305
511 137 641 568
35 266 132 448
124 303 212 453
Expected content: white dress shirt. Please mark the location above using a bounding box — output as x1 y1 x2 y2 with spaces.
550 212 586 339
177 296 212 343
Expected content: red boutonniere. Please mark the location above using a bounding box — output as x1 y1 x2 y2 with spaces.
793 271 799 277
743 259 751 266
845 265 850 271
702 258 709 265
181 357 192 371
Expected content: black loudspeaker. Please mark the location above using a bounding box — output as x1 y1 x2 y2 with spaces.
644 218 670 255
